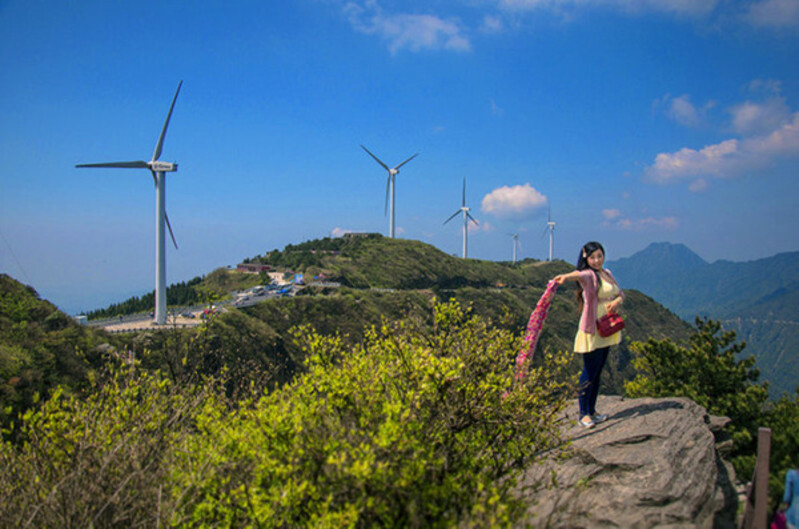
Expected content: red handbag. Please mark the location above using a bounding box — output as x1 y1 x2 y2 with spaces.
597 312 625 337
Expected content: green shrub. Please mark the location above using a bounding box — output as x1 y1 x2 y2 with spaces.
171 299 573 527
0 363 210 528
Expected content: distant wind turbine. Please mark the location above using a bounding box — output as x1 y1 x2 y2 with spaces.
542 206 555 261
360 145 418 238
76 81 183 325
509 233 521 264
444 177 478 258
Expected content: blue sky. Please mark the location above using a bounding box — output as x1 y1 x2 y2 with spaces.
1 0 798 315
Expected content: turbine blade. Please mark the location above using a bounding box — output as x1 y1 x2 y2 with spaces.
150 169 158 187
443 210 460 225
152 80 183 162
462 177 466 207
466 212 478 225
76 161 149 169
361 145 390 172
541 226 549 238
165 211 179 249
394 152 418 171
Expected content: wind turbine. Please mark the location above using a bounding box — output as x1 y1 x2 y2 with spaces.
509 233 521 264
444 177 478 258
76 81 183 325
360 145 418 238
542 206 556 261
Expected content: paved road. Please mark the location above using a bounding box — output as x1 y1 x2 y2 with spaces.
93 284 304 332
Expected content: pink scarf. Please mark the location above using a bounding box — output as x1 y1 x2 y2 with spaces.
514 280 559 380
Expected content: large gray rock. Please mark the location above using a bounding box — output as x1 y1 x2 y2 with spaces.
517 396 738 528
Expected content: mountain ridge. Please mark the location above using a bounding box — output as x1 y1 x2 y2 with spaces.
607 241 799 397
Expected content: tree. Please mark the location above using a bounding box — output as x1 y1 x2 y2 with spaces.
762 392 799 510
625 317 769 471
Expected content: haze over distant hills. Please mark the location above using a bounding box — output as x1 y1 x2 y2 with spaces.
607 242 799 398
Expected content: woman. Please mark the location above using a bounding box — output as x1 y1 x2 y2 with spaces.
785 467 799 529
553 241 625 429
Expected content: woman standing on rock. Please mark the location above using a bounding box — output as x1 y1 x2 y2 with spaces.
553 241 625 429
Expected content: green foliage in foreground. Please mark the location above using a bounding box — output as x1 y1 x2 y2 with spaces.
624 317 799 510
0 300 574 528
0 366 209 528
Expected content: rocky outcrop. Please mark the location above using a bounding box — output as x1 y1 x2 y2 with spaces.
517 396 738 528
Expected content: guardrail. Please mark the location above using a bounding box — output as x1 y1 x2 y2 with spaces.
739 427 771 529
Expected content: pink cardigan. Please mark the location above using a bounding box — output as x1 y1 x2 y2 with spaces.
577 269 624 334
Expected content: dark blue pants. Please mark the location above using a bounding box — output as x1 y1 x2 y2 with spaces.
579 347 609 417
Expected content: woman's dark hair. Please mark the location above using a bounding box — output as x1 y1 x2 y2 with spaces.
574 241 605 310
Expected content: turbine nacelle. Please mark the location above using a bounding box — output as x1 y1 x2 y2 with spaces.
150 161 177 172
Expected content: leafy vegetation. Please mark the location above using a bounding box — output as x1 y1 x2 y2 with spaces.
7 234 794 524
623 317 799 509
0 363 210 528
0 274 118 432
1 300 573 527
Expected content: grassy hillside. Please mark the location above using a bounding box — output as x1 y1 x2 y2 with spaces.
229 236 694 395
0 274 120 428
3 237 696 429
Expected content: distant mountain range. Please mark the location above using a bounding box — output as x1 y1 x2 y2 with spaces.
608 242 799 398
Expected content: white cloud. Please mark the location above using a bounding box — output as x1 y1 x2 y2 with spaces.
497 0 718 17
647 139 742 185
745 0 799 27
490 98 504 116
481 14 505 33
689 179 708 192
729 96 791 135
466 219 489 233
481 183 547 219
614 216 679 231
331 227 354 237
655 94 715 127
646 84 799 191
603 212 679 231
344 1 471 54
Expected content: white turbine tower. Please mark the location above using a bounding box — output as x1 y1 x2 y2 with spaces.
360 145 418 238
76 81 183 325
509 233 521 264
543 206 556 261
444 177 478 258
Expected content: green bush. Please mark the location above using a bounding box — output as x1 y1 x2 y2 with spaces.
0 363 210 528
171 300 573 527
0 300 574 527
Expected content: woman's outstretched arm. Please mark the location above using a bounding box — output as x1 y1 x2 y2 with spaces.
553 270 583 284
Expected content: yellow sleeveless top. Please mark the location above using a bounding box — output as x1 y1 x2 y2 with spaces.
574 279 622 353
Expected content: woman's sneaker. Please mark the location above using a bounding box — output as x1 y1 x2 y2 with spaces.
592 413 608 423
579 415 595 428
